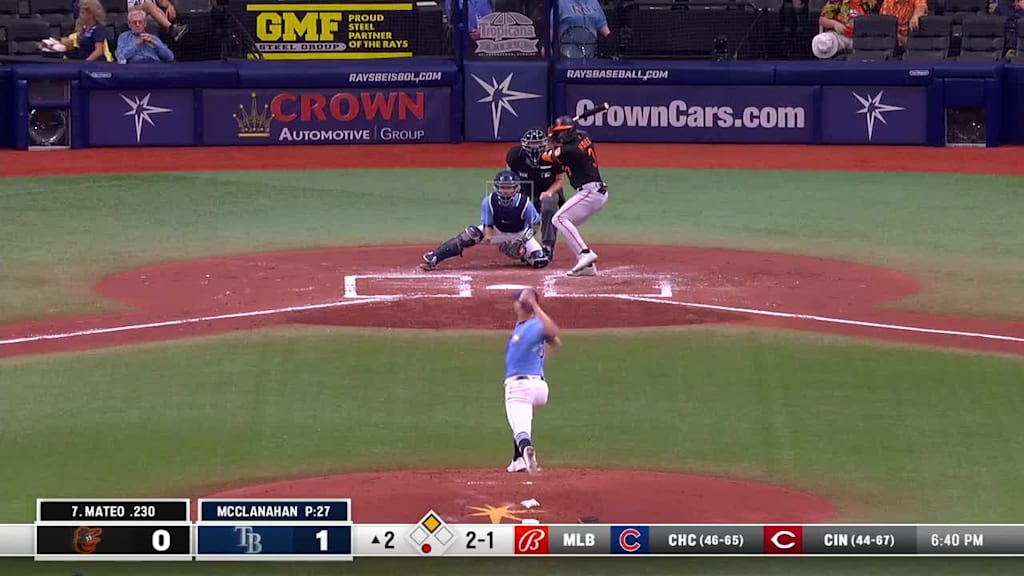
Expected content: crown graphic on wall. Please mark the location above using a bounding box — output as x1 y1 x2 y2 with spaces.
234 93 272 137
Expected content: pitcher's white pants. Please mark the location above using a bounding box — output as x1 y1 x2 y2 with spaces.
504 375 549 441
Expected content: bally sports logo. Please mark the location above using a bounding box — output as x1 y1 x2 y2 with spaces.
514 526 549 554
763 525 804 554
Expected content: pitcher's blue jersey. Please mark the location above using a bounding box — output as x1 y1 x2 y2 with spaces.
505 317 548 378
481 192 541 235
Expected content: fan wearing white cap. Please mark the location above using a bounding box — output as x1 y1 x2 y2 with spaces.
814 0 880 59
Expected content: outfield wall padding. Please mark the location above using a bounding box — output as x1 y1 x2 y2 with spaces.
0 58 1019 148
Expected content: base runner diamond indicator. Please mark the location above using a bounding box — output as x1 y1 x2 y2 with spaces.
407 510 454 556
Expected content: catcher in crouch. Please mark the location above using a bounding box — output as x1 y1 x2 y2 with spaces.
421 170 551 271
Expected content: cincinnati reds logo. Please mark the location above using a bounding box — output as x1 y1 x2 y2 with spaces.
763 526 803 554
771 531 797 549
72 526 103 554
619 528 642 552
514 526 548 554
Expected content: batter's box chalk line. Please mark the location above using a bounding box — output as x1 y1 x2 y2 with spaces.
344 274 473 299
541 272 674 299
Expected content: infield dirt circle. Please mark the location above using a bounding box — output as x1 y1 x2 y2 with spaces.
200 468 835 524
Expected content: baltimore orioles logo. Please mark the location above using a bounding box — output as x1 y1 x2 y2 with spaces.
72 526 103 554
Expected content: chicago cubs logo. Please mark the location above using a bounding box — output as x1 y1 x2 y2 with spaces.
514 526 549 554
763 526 803 554
610 526 649 554
72 526 103 554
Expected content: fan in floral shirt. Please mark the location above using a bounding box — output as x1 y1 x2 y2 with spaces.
813 0 880 58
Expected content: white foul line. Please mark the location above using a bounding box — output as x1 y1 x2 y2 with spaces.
610 295 1024 344
0 297 392 346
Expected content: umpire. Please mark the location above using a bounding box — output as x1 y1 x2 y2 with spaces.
506 127 566 259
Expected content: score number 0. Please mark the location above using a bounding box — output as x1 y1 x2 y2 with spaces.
151 529 172 552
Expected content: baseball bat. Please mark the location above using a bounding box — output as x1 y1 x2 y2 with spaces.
572 102 610 122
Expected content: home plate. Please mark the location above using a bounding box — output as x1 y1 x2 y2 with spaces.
486 284 532 290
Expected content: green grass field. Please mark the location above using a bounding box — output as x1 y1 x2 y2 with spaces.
2 166 1024 575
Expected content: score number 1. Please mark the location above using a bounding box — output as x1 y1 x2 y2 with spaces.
304 526 351 556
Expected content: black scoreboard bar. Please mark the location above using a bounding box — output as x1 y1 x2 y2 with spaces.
35 499 192 561
35 525 191 559
38 499 190 522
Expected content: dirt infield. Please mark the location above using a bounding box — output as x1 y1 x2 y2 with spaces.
199 468 835 524
3 243 1024 356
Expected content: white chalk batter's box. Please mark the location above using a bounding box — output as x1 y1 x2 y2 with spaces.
343 273 673 299
344 274 473 298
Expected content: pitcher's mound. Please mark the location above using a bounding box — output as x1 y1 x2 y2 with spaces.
204 468 834 524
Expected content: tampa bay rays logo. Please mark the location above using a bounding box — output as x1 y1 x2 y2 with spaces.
471 73 542 139
235 526 263 553
852 90 904 141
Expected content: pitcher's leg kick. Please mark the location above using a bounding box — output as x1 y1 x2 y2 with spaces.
504 377 548 473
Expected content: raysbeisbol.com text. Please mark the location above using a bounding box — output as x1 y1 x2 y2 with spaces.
574 99 806 129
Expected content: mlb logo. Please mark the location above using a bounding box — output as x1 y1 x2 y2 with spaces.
763 526 804 554
610 526 649 554
514 525 549 555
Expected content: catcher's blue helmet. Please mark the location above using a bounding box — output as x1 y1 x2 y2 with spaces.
493 170 519 205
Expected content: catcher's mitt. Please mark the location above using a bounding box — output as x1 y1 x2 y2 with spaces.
499 237 528 260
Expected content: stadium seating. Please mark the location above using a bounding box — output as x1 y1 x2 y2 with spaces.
903 14 952 60
0 0 1020 64
944 0 987 23
956 14 1007 61
31 0 73 37
6 16 48 54
848 14 898 60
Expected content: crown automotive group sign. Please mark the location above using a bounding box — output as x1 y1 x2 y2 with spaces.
202 89 453 144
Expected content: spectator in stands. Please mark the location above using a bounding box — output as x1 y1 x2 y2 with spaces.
814 0 879 58
994 0 1023 51
116 9 175 62
880 0 927 48
130 0 188 42
459 0 492 39
38 0 111 61
557 0 610 58
558 0 611 40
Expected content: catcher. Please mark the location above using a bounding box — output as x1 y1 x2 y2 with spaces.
421 171 551 271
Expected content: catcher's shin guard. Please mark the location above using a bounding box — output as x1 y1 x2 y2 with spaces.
430 226 484 265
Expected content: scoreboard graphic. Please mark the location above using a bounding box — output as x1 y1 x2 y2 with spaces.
4 498 1024 559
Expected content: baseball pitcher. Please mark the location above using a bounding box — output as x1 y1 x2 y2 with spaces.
506 127 566 259
420 171 552 271
504 288 561 474
542 116 609 277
